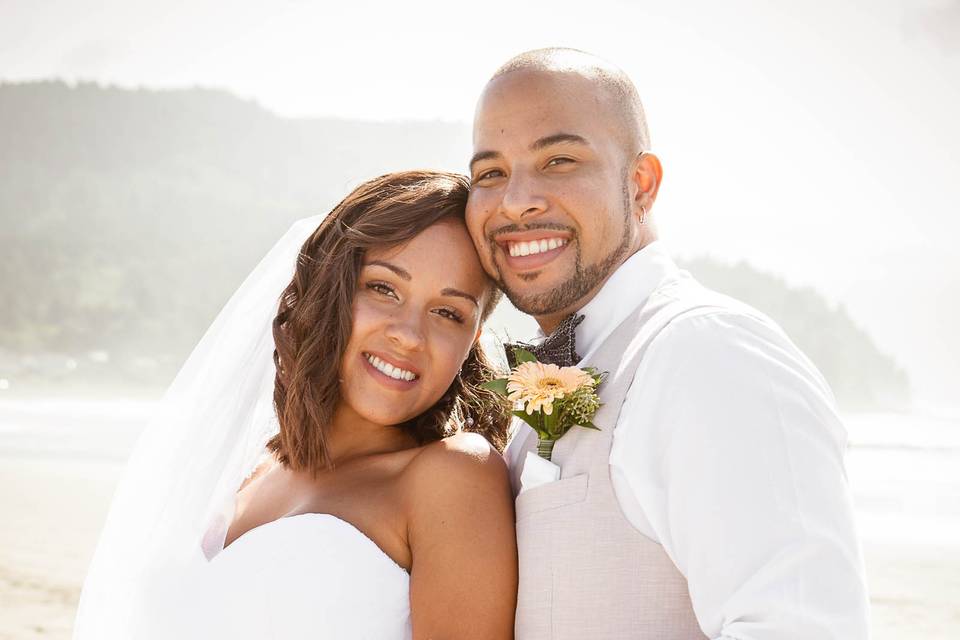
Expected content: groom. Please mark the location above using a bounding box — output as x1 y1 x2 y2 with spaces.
465 49 870 639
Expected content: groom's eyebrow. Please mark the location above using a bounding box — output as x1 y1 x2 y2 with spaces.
469 149 500 172
470 133 590 171
530 132 588 151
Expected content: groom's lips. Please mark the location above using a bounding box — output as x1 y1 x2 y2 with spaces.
494 230 572 273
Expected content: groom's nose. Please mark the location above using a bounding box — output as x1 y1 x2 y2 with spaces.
499 171 548 222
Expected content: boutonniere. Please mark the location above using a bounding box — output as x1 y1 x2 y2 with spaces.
483 347 606 460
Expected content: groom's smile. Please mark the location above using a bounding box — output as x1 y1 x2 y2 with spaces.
492 227 574 275
465 66 656 329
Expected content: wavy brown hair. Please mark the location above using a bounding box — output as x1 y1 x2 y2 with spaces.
267 170 510 474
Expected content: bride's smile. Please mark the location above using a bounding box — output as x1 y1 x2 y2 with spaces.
338 218 491 429
362 351 421 383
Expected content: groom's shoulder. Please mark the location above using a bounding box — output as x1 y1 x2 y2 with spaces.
643 277 831 391
656 273 790 343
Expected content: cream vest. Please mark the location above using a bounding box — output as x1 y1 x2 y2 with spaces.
513 275 722 639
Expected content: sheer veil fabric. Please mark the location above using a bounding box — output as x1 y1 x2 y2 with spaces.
73 215 325 639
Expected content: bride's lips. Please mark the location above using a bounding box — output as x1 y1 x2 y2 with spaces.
360 351 420 390
494 231 573 272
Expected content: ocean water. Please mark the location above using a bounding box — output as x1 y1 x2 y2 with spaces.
845 412 960 547
0 398 151 462
1 399 958 544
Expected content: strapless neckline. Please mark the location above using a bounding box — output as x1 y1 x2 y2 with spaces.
214 512 410 576
186 511 413 639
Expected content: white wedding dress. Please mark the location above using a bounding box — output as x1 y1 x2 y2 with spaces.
190 513 413 639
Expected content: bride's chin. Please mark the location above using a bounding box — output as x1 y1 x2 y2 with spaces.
349 402 421 429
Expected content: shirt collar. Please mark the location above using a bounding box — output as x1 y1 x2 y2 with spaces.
572 241 678 363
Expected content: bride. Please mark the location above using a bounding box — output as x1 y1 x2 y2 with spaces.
73 171 518 639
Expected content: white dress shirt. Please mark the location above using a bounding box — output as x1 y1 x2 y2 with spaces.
506 242 870 639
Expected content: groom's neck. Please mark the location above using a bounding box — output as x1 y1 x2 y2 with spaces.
534 233 657 334
534 272 614 335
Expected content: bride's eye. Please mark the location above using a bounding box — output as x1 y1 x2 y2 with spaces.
434 307 464 324
366 281 398 299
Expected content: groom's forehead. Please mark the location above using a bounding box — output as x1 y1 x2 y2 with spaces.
473 71 623 146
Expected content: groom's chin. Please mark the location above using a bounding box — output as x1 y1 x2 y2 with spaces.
516 270 543 283
500 278 568 317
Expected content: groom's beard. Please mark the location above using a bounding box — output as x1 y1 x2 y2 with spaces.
492 184 632 317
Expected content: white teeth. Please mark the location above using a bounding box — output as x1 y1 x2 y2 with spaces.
365 354 416 381
508 237 567 257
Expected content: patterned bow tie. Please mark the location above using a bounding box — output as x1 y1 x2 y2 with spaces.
505 314 585 369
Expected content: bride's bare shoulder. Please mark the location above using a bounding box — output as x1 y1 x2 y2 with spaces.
401 432 510 494
237 450 281 493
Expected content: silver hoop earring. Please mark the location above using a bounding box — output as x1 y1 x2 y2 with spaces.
639 205 647 225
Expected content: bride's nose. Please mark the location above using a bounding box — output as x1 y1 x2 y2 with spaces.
384 310 425 352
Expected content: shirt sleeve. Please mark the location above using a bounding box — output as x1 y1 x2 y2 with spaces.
609 310 870 640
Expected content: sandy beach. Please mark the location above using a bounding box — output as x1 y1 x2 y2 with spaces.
0 457 122 640
1 401 958 639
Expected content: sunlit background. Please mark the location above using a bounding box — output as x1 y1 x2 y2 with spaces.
1 0 957 638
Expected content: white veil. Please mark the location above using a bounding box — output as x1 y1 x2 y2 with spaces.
73 214 325 639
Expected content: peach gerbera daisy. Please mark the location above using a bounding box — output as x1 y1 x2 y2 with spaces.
506 361 595 415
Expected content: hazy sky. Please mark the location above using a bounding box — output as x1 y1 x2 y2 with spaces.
2 0 958 407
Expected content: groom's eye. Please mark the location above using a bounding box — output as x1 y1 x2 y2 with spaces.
545 156 575 168
474 168 504 182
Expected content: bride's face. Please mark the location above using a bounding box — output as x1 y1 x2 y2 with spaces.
338 218 491 428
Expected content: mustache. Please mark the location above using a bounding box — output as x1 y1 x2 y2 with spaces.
488 222 574 242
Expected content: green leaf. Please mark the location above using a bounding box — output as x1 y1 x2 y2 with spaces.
480 378 509 396
512 347 537 364
543 408 561 438
512 409 548 437
577 421 602 431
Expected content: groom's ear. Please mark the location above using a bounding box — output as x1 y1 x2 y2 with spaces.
631 152 663 217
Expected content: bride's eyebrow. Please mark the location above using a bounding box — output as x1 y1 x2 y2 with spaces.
441 288 479 308
366 261 477 307
365 260 410 281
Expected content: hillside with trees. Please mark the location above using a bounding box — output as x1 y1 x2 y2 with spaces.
0 81 909 409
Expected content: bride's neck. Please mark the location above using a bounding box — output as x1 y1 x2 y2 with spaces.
323 403 417 466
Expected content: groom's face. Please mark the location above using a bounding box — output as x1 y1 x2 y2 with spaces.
466 70 641 322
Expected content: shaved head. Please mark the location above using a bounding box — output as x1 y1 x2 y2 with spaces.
489 47 651 158
467 48 664 330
